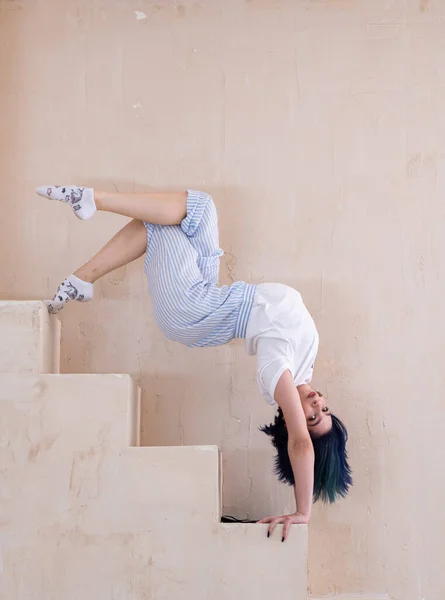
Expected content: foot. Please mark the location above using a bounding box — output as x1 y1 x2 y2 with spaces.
36 185 96 220
45 274 93 314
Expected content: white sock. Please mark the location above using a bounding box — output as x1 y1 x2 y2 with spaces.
36 185 96 220
45 274 93 314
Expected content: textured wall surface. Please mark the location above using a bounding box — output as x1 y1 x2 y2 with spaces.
1 1 445 598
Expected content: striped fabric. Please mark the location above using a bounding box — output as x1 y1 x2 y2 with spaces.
143 190 256 348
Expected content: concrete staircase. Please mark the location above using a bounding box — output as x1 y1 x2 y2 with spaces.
0 301 307 600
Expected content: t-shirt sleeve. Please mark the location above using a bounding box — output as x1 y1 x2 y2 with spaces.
297 362 315 386
258 359 292 404
256 338 294 405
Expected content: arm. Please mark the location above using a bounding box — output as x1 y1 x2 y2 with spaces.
277 369 314 519
259 369 314 540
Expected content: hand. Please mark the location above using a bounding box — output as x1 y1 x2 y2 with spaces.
259 511 310 542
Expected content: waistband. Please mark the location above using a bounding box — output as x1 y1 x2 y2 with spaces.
234 283 257 339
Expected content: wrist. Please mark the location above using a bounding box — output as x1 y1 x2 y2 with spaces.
295 510 311 523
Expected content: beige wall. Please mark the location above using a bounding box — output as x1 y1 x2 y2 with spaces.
1 1 444 598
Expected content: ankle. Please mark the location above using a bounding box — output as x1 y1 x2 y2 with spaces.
73 269 95 285
93 190 105 211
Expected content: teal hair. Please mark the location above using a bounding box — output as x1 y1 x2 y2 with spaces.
260 409 352 503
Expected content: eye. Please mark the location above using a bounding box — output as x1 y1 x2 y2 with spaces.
322 407 329 413
308 415 317 422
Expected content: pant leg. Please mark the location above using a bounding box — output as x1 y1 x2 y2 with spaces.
143 190 253 347
180 190 223 285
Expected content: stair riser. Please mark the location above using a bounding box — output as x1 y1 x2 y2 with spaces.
0 302 60 374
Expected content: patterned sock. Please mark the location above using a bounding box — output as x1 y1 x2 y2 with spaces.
45 274 93 314
36 185 96 220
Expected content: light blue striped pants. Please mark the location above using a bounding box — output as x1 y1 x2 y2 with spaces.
143 191 256 347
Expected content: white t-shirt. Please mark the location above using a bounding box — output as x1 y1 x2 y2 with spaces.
244 283 319 405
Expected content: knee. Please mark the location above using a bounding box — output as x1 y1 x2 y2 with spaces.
198 192 218 225
182 190 218 237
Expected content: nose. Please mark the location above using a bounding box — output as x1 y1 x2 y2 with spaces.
312 398 319 407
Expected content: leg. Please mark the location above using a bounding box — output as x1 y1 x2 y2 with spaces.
46 219 147 313
75 218 147 283
36 185 187 224
94 190 187 224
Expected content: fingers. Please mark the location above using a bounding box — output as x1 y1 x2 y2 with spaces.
259 516 281 538
269 518 281 538
259 516 293 542
282 518 291 542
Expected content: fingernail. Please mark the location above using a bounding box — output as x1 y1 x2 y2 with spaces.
267 531 270 538
281 536 285 543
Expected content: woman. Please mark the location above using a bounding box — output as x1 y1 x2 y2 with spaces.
36 185 352 541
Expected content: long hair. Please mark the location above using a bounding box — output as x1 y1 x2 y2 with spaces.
260 408 352 503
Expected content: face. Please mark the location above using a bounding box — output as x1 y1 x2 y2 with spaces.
297 385 332 437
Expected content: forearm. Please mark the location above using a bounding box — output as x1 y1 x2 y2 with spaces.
288 439 315 519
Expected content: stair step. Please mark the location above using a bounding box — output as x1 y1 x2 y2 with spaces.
218 523 307 599
0 373 307 598
0 522 306 600
0 296 309 600
80 446 222 533
0 373 140 452
0 301 60 374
